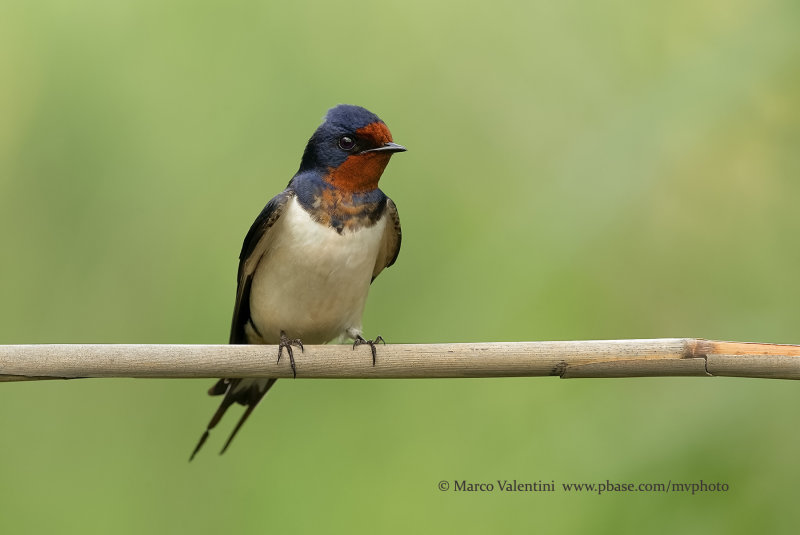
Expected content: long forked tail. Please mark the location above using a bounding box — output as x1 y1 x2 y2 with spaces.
189 378 278 461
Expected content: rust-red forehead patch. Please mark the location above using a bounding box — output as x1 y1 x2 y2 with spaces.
356 121 393 144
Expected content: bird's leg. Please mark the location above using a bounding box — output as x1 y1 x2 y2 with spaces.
277 330 303 378
352 335 385 366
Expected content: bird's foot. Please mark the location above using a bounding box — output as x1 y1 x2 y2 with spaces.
277 330 303 378
352 335 385 366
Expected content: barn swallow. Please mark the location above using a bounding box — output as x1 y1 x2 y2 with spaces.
190 105 405 460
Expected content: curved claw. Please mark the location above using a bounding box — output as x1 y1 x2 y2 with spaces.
277 330 304 378
352 335 385 366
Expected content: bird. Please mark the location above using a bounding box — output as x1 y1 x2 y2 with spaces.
189 104 405 460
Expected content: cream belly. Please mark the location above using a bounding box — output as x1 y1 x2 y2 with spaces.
246 196 386 345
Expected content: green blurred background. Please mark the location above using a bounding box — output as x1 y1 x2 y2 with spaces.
1 0 799 533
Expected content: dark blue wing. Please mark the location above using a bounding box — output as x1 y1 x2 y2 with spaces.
371 197 401 282
229 189 294 344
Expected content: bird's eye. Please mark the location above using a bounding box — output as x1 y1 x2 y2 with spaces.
338 135 356 151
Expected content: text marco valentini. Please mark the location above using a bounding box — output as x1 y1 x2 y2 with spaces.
454 480 555 492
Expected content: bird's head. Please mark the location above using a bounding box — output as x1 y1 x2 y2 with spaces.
298 104 406 192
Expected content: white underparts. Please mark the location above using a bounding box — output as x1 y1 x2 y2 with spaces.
246 196 386 345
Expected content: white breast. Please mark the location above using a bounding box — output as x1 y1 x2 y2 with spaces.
247 196 387 344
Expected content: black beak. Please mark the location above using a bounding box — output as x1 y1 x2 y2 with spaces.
361 142 407 154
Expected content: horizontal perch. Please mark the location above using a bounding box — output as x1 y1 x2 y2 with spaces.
1 338 799 382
